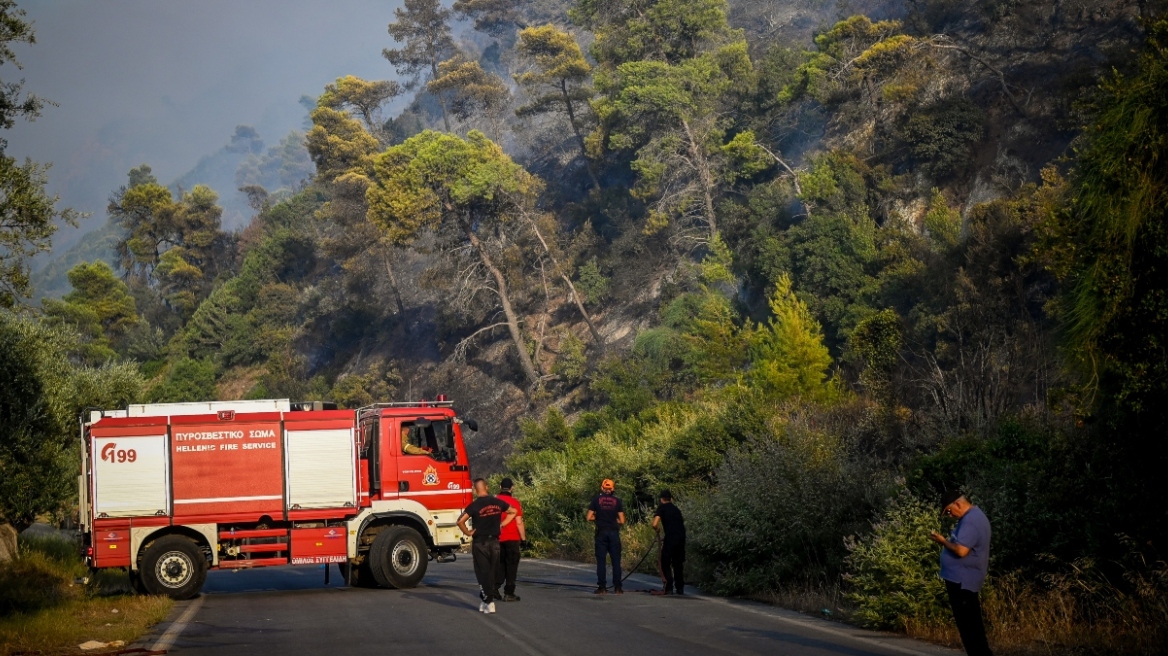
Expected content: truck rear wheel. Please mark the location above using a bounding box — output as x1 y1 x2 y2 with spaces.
140 535 207 600
368 526 427 589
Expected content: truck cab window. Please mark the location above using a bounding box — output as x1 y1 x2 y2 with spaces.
400 421 456 463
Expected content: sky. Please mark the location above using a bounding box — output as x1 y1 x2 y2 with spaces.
4 0 405 247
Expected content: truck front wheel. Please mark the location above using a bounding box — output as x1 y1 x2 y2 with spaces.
140 535 207 599
368 526 428 589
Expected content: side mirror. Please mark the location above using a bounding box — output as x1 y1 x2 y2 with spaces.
414 417 433 428
462 418 479 432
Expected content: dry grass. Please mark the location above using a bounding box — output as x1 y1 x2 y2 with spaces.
902 567 1168 656
743 565 1167 656
754 583 850 620
215 365 266 400
0 535 173 656
0 595 173 656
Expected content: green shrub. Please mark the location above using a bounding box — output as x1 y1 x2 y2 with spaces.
506 403 703 553
907 419 1099 572
897 97 984 179
922 188 961 249
575 257 610 306
0 316 81 529
148 357 217 402
515 407 573 457
330 359 401 408
689 425 872 595
844 489 950 630
553 332 587 384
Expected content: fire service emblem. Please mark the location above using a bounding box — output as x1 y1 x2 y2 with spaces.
422 465 440 486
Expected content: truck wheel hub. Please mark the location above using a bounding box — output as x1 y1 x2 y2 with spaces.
391 541 419 576
157 551 192 587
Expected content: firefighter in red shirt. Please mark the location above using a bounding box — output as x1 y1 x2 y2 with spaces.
494 478 526 601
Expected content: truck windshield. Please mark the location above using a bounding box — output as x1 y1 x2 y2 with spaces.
402 420 457 462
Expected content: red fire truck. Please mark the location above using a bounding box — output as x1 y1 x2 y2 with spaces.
79 397 478 599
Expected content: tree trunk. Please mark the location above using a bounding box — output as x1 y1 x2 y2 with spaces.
562 80 601 189
681 118 718 237
525 214 604 349
380 251 408 331
431 59 452 132
462 223 541 385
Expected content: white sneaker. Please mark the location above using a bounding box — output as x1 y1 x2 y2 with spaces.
486 602 496 614
479 601 488 613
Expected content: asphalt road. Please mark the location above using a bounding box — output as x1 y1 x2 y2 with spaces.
143 559 957 656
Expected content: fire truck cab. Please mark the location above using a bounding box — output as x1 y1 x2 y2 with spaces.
80 397 476 599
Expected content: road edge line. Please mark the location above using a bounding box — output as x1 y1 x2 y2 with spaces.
150 594 205 651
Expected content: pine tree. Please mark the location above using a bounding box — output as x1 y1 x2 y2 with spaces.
383 0 456 131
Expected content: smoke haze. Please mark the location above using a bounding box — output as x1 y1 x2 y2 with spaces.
5 0 405 249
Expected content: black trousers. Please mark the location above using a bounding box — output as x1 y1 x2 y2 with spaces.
946 580 993 656
595 530 622 588
495 540 521 596
661 540 685 593
472 539 501 602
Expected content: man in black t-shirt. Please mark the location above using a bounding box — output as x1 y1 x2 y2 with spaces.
651 489 687 595
586 478 625 594
457 478 517 613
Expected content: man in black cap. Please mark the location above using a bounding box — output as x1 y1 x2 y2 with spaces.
929 490 993 656
651 489 686 595
587 478 625 594
495 477 526 601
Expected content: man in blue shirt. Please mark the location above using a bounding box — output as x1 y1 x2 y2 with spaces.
929 490 993 656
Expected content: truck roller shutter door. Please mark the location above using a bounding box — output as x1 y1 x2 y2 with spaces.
92 434 169 517
285 428 356 509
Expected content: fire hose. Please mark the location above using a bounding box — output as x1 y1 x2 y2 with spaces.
517 531 665 592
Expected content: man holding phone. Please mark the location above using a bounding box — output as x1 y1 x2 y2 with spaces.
929 490 993 656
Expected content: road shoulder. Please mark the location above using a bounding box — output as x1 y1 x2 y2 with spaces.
530 558 960 656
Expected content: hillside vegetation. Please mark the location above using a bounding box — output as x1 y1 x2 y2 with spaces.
4 0 1168 653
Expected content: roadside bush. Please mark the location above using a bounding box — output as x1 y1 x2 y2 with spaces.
907 419 1096 571
689 423 873 595
507 403 702 554
843 489 950 630
0 316 80 529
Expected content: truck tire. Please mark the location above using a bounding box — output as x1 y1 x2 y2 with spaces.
140 535 207 600
368 526 427 589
